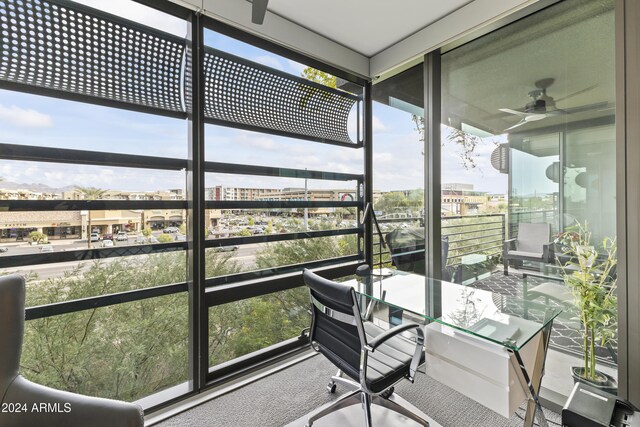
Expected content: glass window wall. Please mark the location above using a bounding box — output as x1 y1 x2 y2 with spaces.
371 65 426 276
441 0 616 401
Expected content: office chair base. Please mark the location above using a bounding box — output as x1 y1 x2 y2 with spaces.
306 389 361 427
328 375 359 394
372 394 428 426
379 386 394 399
306 388 429 427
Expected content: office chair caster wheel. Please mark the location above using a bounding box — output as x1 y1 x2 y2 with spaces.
327 381 337 394
380 386 394 399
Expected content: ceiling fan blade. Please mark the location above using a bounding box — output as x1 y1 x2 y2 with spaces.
498 108 527 117
504 120 527 131
546 108 568 116
554 84 598 103
252 0 269 24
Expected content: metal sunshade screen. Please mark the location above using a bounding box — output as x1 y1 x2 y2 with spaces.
203 48 360 146
0 0 185 116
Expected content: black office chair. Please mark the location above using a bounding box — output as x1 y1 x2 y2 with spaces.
302 269 428 427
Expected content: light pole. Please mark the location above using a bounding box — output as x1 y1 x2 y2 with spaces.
304 168 308 231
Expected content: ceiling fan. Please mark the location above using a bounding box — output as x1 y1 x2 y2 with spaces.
499 78 597 131
251 0 269 24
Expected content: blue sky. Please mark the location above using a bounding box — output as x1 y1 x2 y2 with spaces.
0 0 511 195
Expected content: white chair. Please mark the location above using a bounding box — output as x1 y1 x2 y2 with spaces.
503 223 553 275
0 274 144 427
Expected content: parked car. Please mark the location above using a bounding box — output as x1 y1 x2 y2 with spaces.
101 239 114 247
163 227 180 234
90 233 101 242
40 245 54 253
115 232 128 241
102 233 113 241
215 245 239 252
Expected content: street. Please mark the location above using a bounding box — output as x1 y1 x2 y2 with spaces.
0 238 261 280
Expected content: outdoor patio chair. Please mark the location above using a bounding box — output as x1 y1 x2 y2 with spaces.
503 222 553 275
0 274 144 427
385 227 457 281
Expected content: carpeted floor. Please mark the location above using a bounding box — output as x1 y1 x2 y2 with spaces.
155 354 562 427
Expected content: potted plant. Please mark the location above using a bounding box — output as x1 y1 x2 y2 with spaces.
557 222 617 392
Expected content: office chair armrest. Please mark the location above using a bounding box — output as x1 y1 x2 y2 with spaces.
365 322 424 383
367 322 423 351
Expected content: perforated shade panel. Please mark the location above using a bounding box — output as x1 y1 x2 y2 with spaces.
0 0 185 116
203 48 361 146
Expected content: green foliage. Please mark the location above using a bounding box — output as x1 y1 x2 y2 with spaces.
141 228 153 238
18 218 360 403
511 195 555 211
208 288 309 365
406 189 424 209
441 216 505 266
412 116 484 169
179 223 186 234
301 68 336 88
204 249 239 278
21 254 188 400
335 207 356 219
28 231 48 244
338 235 358 257
247 217 255 226
479 203 508 214
237 228 252 237
256 237 341 268
375 192 409 214
19 251 241 401
75 186 107 200
560 222 617 383
157 233 174 243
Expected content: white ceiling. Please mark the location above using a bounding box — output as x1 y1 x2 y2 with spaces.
264 0 473 57
173 0 540 77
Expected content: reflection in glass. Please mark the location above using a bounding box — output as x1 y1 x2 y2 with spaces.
509 132 560 236
440 0 616 400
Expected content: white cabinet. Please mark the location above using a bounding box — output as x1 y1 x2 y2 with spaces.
424 321 541 418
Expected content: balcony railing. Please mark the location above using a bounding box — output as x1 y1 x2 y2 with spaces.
372 213 508 271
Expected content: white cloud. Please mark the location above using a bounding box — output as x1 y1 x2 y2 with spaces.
0 105 53 128
252 55 285 71
73 0 187 38
234 132 277 150
286 60 307 76
373 115 388 132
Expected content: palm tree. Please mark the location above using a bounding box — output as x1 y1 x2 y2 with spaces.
75 187 107 248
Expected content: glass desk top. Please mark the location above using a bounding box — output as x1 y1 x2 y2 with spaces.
353 270 562 351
